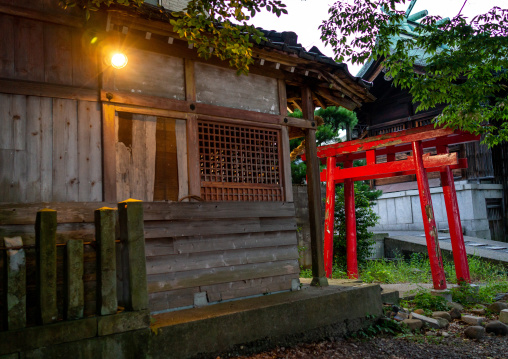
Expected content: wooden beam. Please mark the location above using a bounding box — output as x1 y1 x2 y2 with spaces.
281 126 293 202
0 78 98 102
314 88 357 111
302 86 327 286
102 103 117 202
0 4 83 28
186 115 201 198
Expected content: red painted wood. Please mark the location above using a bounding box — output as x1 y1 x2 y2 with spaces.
438 146 471 284
321 153 458 182
324 156 336 278
308 132 479 163
326 159 468 184
413 141 447 290
344 160 358 279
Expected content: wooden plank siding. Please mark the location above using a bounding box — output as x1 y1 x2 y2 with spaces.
0 93 102 203
0 13 97 89
0 201 299 315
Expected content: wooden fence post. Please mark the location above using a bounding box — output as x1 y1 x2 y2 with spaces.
35 209 58 324
118 199 148 311
3 236 26 330
95 207 118 315
65 239 84 320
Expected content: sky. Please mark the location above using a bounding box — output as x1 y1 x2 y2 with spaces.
249 0 501 76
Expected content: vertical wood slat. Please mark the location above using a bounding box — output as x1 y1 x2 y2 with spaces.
0 14 15 78
43 22 73 85
186 115 201 197
26 97 43 202
302 86 328 286
78 101 102 201
103 103 117 202
53 98 78 201
95 207 118 315
35 209 58 324
118 199 148 311
14 18 44 82
278 79 293 202
65 239 84 320
3 236 26 330
175 119 189 201
12 95 28 203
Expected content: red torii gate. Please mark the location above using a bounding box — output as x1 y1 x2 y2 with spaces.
305 124 479 290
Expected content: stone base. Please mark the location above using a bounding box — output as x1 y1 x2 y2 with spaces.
431 289 453 302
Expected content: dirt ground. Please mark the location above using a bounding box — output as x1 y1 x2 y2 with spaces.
230 333 508 359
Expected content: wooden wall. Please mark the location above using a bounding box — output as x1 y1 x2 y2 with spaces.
0 13 97 89
195 62 280 115
143 201 299 313
0 94 102 203
0 201 299 318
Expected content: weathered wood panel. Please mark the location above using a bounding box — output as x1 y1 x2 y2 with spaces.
52 98 78 202
147 259 299 293
0 201 296 225
44 23 73 85
0 13 15 78
175 119 188 201
112 49 185 100
14 18 44 82
78 101 102 202
195 62 279 115
116 114 157 202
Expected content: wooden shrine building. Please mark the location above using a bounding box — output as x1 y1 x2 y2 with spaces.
0 0 375 329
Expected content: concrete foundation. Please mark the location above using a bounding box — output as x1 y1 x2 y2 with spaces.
1 281 383 359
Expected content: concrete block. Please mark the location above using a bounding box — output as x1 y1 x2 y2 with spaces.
386 198 396 225
411 196 423 224
65 239 84 320
97 310 150 336
499 309 508 324
0 317 97 355
291 278 300 291
378 200 388 225
380 290 399 305
35 209 58 325
394 196 412 224
118 200 148 311
194 292 208 307
95 207 118 316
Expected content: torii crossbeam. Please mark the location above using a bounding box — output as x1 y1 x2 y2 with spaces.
305 124 480 290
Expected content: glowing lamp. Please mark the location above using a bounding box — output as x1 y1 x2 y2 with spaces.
111 53 128 69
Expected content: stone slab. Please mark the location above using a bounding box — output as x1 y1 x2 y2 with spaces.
97 310 150 336
0 317 97 355
462 315 485 325
3 236 26 330
499 309 508 325
410 313 440 329
380 290 399 305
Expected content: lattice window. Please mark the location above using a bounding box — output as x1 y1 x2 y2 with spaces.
198 120 283 201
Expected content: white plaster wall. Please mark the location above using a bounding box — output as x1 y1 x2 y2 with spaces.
370 182 503 240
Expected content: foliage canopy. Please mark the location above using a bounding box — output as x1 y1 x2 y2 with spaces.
320 0 508 146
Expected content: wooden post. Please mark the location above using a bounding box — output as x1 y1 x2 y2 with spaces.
324 156 336 278
65 239 84 320
35 209 58 324
437 146 471 284
3 236 26 330
102 103 117 202
344 160 358 279
118 199 148 311
302 86 328 286
412 141 447 290
95 207 118 315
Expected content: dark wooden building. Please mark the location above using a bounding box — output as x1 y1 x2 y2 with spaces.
0 0 375 321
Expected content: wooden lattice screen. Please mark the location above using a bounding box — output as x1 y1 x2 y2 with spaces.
198 120 283 201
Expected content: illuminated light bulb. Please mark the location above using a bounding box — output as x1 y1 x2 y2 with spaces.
111 53 128 69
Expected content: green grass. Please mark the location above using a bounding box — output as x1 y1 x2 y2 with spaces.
300 253 508 284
